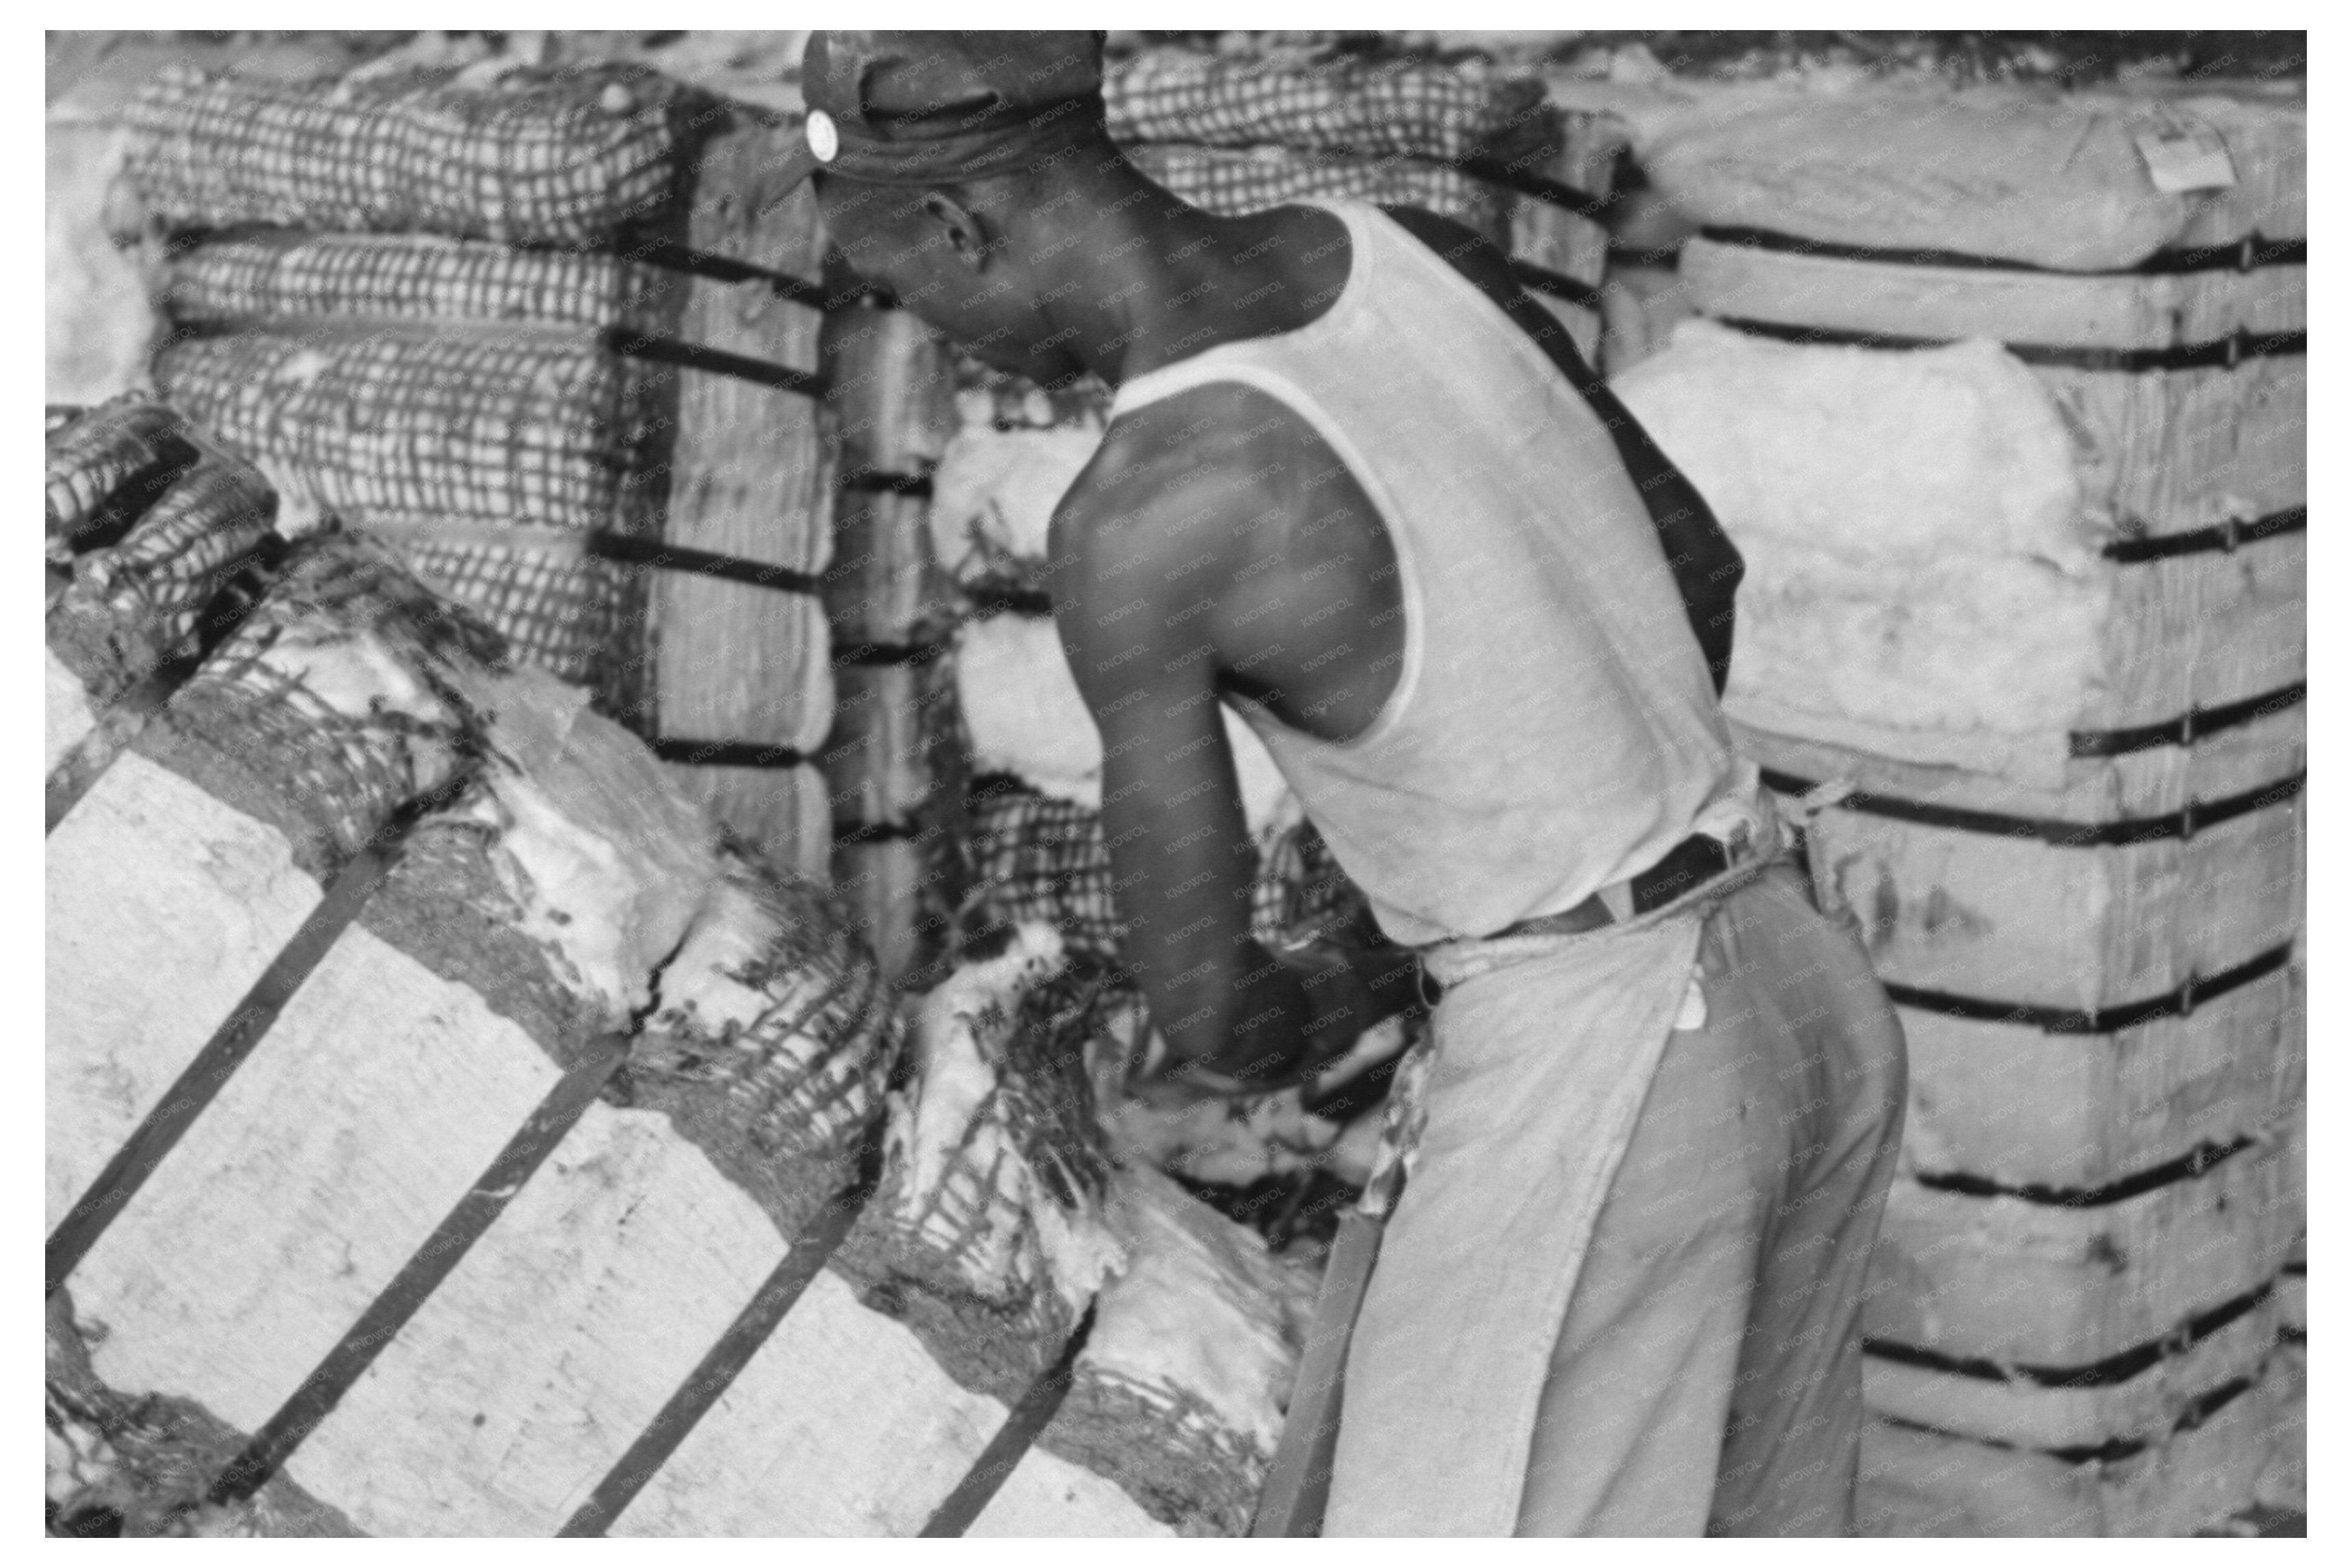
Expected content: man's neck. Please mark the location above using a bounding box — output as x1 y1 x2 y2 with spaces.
1018 170 1345 388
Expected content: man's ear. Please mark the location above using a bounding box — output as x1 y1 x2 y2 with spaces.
921 190 996 270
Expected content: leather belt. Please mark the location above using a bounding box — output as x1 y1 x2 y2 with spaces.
1485 832 1736 942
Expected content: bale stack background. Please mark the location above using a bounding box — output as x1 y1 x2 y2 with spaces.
1611 79 2305 1535
109 57 839 877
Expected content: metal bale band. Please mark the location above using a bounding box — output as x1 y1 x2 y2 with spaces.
1505 258 1602 310
840 469 935 499
2100 505 2308 565
1865 1280 2273 1392
834 819 929 847
966 584 1056 619
1713 314 2306 373
648 739 810 769
584 531 826 596
601 329 826 398
611 234 828 308
918 1303 1100 1538
1760 760 2305 849
2069 678 2307 759
1874 1372 2264 1468
1879 942 2295 1037
1916 1134 2258 1209
830 637 947 667
1697 224 2308 277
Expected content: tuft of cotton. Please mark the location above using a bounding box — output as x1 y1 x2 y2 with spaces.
955 612 1296 834
464 666 720 1018
928 426 1101 579
1081 1163 1314 1455
1616 320 2099 571
955 613 1105 803
1615 321 2114 750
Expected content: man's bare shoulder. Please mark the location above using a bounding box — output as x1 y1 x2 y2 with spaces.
1047 383 1290 606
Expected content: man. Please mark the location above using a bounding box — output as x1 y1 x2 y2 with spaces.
804 31 1907 1537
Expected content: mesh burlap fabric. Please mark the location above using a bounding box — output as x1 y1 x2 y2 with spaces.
1126 142 1513 246
166 550 490 868
154 329 639 684
387 540 627 687
49 1292 354 1538
46 400 280 697
154 330 621 528
46 396 191 540
1107 52 1548 164
626 862 899 1240
162 235 661 330
965 783 1124 959
963 778 1365 961
124 62 683 246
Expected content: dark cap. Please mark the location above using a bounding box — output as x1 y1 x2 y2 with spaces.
802 30 1107 186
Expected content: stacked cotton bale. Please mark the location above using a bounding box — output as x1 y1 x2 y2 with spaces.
112 58 837 877
44 401 1323 1538
818 297 966 988
1107 46 1622 360
1612 80 2305 1536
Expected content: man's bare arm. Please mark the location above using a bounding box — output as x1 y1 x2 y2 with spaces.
1051 437 1327 1081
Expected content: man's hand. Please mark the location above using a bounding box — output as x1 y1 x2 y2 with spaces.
1117 938 1414 1105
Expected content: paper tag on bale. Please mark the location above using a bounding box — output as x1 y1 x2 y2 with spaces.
2135 124 2236 193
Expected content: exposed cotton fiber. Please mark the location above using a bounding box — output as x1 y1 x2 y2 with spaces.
456 666 719 1015
1730 553 2113 745
891 924 1129 1314
956 613 1105 803
1081 1163 1314 1457
929 426 1100 580
1617 321 2099 569
1614 319 2113 752
955 611 1295 834
47 121 161 406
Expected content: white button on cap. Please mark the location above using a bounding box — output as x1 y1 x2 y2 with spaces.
806 110 840 163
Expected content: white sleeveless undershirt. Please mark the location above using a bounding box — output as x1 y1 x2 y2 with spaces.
1109 198 1741 946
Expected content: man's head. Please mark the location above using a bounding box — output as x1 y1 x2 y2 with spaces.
804 30 1131 380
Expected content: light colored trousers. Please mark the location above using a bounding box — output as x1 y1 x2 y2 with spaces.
1325 861 1907 1536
